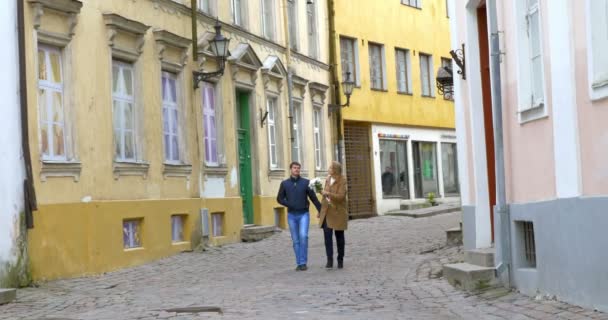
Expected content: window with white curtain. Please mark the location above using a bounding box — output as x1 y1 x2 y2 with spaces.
419 53 434 97
313 107 324 170
161 72 181 163
267 96 279 169
369 43 385 90
340 36 359 85
262 0 275 40
588 0 608 99
112 61 137 161
396 48 412 94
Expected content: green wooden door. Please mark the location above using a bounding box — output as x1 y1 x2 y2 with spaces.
237 92 254 225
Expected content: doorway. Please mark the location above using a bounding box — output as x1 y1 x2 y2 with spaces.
236 91 254 225
413 141 439 199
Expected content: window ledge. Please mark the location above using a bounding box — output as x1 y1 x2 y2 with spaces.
204 165 229 177
300 169 309 178
397 91 413 96
269 168 286 179
163 163 192 180
371 88 389 92
401 4 422 10
518 103 548 124
40 160 82 182
591 79 608 101
315 170 328 177
113 161 150 180
421 95 436 99
123 247 145 252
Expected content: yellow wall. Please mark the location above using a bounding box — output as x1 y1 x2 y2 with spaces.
334 0 454 128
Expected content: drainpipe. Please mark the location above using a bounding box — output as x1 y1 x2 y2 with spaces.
282 0 296 157
17 0 37 229
191 0 198 61
327 0 343 163
487 0 511 287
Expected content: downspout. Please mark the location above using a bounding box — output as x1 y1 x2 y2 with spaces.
327 0 343 163
487 0 511 286
282 0 296 156
17 0 37 229
191 0 198 61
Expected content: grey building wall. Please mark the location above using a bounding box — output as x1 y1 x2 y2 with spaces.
509 196 608 312
462 205 476 250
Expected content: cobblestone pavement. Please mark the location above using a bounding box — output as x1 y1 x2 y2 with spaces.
1 212 607 320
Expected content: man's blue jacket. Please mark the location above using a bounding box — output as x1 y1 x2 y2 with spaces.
277 176 322 214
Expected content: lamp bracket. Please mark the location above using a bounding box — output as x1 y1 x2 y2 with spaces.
449 43 466 80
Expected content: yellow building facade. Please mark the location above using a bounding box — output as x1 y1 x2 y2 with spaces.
25 0 331 281
330 0 457 216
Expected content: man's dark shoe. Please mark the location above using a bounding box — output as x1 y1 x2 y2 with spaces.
300 264 308 271
295 265 302 271
325 259 333 269
337 260 343 269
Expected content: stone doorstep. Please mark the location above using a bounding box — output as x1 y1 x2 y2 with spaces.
386 204 461 218
446 227 463 246
240 225 277 242
0 288 16 305
465 247 496 268
400 202 432 211
443 263 498 291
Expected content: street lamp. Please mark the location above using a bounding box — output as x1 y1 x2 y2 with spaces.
193 20 231 89
436 65 454 98
339 71 355 107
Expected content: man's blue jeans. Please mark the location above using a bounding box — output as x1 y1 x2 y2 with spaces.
288 211 310 266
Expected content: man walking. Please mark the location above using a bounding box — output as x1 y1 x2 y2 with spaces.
277 162 322 271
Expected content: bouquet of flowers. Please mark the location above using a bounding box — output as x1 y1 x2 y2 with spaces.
309 177 324 193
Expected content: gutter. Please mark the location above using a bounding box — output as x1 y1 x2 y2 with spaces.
17 0 37 229
487 0 511 286
282 0 296 154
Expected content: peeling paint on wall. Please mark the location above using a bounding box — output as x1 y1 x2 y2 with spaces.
230 167 238 188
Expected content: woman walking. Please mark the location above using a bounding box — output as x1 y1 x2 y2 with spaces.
319 161 348 269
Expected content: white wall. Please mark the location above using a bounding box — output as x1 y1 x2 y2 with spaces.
0 0 25 278
371 124 457 214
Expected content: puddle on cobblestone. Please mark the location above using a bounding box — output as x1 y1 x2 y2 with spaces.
164 306 223 314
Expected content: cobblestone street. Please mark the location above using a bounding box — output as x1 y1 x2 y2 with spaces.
1 212 606 320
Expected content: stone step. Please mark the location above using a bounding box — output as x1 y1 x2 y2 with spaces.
240 225 278 242
0 288 16 305
443 263 497 291
465 247 496 267
400 202 431 210
446 227 463 246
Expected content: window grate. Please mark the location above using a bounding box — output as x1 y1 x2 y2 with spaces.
523 221 536 267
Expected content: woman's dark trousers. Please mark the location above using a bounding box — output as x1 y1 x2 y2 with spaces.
322 220 345 265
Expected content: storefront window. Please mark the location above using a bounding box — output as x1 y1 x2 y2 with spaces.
379 139 409 199
413 141 439 198
441 142 459 196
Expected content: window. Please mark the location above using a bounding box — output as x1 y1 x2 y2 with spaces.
112 61 137 161
419 53 434 97
515 221 536 268
211 212 224 237
261 0 275 40
395 49 412 94
202 82 219 166
516 0 545 120
379 140 409 199
369 43 386 90
306 1 318 58
161 72 181 163
38 46 67 161
313 107 324 170
171 215 185 243
340 37 358 85
441 142 459 195
588 0 608 99
267 96 279 169
288 0 298 51
291 101 303 163
123 219 142 249
231 0 246 28
198 0 214 14
402 0 422 9
441 58 453 100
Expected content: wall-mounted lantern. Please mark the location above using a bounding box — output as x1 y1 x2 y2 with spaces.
449 43 466 80
193 20 231 89
436 65 454 97
329 71 355 113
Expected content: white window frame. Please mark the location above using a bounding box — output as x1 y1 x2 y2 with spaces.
288 0 298 51
515 0 547 123
340 36 361 87
261 0 275 40
202 81 219 166
587 0 608 100
267 96 280 169
123 219 142 249
402 0 422 9
291 100 303 164
37 45 68 161
171 215 185 243
396 48 412 94
313 106 324 170
198 0 214 15
212 212 224 237
231 0 247 28
112 60 138 162
161 71 182 164
419 53 435 97
306 1 319 59
369 42 386 90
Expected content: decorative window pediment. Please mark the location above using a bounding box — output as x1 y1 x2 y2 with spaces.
29 0 83 47
261 56 287 93
103 13 150 62
153 29 191 73
228 43 263 89
309 82 329 106
292 74 309 100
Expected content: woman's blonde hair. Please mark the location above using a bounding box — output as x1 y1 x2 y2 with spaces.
330 161 343 175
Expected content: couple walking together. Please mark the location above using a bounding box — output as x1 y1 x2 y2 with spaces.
276 161 348 271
